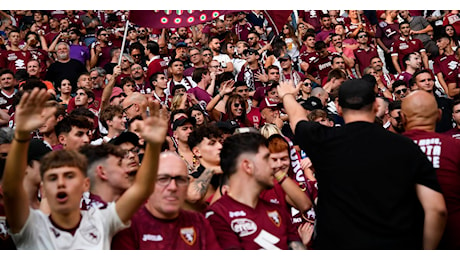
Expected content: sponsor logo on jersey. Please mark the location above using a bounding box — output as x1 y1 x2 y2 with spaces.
231 218 257 237
142 234 163 241
180 227 196 246
267 210 281 227
229 210 246 218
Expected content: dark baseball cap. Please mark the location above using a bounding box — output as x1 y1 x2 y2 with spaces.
301 96 323 111
338 79 376 110
172 116 196 131
278 53 291 61
109 131 140 147
28 139 52 164
176 41 187 48
215 120 239 134
243 48 258 56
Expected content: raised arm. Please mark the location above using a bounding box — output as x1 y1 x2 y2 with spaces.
100 65 121 110
3 88 56 233
115 100 169 223
277 80 307 132
416 184 447 249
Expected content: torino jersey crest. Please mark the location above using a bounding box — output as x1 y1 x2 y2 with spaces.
179 227 196 246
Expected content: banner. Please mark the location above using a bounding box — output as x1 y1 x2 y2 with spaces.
129 10 237 29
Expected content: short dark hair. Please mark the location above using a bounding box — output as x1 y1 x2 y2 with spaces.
220 132 268 178
410 69 433 87
79 143 124 167
192 67 209 83
187 124 222 149
55 114 93 136
146 41 160 55
314 41 327 51
168 58 184 68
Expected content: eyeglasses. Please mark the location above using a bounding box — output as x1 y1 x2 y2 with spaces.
90 76 99 80
122 104 134 113
395 88 408 95
304 82 312 86
283 27 289 30
122 59 129 63
123 147 139 158
358 34 368 38
101 33 109 37
233 103 243 108
203 53 212 57
138 30 146 33
247 37 255 41
157 174 189 187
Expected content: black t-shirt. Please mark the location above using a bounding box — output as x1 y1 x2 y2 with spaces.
294 120 441 249
46 59 87 93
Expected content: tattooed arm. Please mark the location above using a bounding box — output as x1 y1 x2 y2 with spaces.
186 167 218 204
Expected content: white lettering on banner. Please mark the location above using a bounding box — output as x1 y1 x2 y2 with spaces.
414 138 442 168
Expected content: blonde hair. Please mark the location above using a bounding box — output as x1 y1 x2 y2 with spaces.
170 93 185 111
259 123 281 139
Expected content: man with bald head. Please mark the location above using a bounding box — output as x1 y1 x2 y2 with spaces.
402 90 460 249
111 152 221 249
121 92 148 121
409 69 454 133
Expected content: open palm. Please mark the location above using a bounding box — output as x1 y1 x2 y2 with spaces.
15 88 56 133
138 100 169 145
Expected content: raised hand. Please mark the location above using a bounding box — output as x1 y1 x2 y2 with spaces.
137 98 169 145
277 80 299 100
15 88 56 135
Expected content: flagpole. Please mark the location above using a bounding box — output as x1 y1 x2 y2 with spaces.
118 19 130 65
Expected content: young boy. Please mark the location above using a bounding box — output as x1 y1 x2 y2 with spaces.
2 88 169 249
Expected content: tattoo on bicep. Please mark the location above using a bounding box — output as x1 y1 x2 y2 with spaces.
192 169 214 196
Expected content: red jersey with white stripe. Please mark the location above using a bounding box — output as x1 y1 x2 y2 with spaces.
205 194 301 250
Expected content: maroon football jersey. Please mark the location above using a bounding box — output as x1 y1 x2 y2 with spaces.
111 206 221 250
0 49 31 73
206 194 301 250
391 37 425 69
403 129 460 249
433 54 459 84
0 90 16 112
353 46 379 75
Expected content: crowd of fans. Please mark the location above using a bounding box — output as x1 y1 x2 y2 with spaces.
0 10 460 250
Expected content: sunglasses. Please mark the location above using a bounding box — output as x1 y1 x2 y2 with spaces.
358 34 367 38
101 33 109 37
203 53 212 57
395 88 408 95
233 103 243 108
90 76 99 80
138 30 146 33
304 82 312 86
